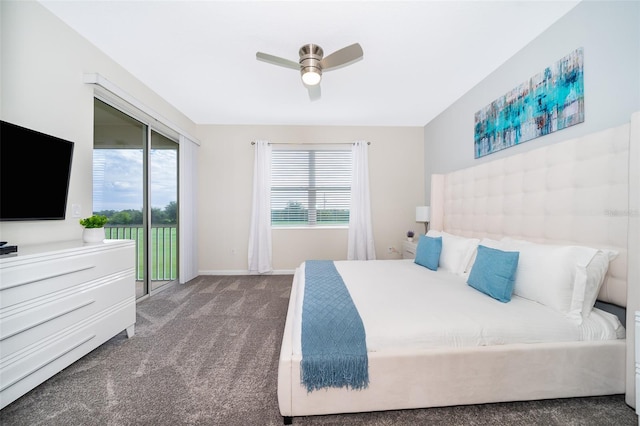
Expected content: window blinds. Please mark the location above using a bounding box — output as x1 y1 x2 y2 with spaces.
271 149 352 226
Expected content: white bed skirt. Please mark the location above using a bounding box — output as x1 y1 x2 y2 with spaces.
277 267 626 418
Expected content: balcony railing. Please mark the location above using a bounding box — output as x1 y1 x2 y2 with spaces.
105 225 177 282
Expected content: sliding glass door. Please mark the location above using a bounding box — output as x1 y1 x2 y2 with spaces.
93 99 179 298
149 130 179 292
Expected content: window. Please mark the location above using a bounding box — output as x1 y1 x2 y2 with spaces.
271 148 352 227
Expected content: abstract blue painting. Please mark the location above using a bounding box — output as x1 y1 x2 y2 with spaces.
474 48 584 158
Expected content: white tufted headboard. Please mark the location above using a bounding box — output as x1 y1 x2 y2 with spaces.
430 122 629 308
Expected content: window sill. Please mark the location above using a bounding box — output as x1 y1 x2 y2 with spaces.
272 226 348 230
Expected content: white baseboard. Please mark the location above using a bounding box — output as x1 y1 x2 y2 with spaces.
198 269 295 276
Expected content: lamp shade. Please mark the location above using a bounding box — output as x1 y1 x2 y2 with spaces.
416 206 430 222
301 68 321 85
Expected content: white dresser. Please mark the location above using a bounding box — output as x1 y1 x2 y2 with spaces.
0 239 136 409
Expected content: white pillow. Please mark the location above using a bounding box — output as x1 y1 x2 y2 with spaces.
500 238 598 315
465 238 502 275
477 238 502 249
427 231 479 275
568 249 618 323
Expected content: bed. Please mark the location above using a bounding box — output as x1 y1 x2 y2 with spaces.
277 113 639 423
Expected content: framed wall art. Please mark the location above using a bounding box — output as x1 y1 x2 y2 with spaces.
474 48 584 158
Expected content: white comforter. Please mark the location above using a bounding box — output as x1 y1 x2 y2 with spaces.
292 260 624 355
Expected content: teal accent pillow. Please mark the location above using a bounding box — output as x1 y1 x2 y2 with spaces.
414 235 442 271
467 245 519 303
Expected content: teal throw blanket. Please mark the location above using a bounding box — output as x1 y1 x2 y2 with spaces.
301 260 369 392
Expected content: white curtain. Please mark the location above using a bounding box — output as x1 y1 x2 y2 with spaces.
248 140 273 273
178 134 199 283
348 141 376 260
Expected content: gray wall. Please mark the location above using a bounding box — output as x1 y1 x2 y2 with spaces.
423 0 640 201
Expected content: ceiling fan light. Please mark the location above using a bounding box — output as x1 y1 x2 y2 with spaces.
301 67 322 86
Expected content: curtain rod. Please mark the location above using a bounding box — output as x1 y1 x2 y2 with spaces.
251 141 370 145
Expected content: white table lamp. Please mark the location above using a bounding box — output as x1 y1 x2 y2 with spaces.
416 206 430 234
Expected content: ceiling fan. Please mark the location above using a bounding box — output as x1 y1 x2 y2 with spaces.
256 43 363 101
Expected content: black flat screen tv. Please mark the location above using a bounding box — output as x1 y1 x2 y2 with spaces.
1 120 75 221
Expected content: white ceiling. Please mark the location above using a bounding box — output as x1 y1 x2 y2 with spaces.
39 0 580 127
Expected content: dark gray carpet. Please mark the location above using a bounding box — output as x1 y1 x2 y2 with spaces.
1 275 636 426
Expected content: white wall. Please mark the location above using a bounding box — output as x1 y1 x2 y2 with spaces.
0 2 424 274
0 1 196 246
196 125 424 273
423 0 640 201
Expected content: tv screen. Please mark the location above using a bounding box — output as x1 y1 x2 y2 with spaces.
1 120 75 221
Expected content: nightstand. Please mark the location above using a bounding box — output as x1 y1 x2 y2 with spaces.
402 240 418 259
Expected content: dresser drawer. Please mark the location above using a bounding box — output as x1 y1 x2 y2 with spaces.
0 271 134 358
1 243 134 308
0 297 135 406
402 241 417 259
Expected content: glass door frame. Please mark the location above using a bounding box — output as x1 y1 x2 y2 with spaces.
148 128 180 296
93 97 180 300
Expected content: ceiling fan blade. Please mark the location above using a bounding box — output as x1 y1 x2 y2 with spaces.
306 84 321 102
256 52 300 70
321 43 363 71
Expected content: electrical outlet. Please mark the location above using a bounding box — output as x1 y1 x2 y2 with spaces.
72 204 81 218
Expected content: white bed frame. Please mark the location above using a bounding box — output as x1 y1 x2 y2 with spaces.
278 113 639 421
